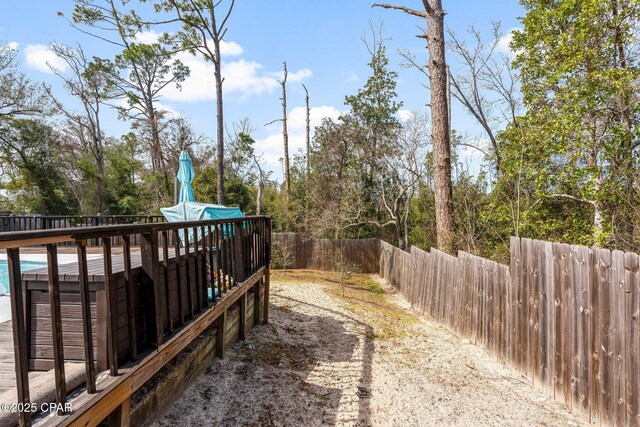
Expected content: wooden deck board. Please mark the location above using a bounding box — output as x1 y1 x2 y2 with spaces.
0 321 46 395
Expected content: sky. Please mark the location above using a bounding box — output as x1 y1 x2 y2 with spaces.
0 0 524 181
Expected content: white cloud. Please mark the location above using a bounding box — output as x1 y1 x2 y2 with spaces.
162 53 216 102
497 28 520 54
397 109 413 122
268 67 313 83
255 105 342 174
287 68 312 82
223 59 280 97
220 40 243 57
134 30 162 44
133 31 243 58
155 101 182 119
341 71 358 82
7 41 19 51
125 34 307 102
163 53 311 102
23 44 68 74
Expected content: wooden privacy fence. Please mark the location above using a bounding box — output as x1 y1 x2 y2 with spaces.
380 237 640 426
272 233 379 273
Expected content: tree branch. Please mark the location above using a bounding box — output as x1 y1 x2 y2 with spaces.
372 3 427 18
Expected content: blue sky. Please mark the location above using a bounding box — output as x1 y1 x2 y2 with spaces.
0 0 524 180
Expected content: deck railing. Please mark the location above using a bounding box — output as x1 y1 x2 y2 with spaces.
0 215 167 248
0 216 271 426
0 215 166 233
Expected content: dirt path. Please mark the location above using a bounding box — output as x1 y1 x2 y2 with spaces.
153 271 586 427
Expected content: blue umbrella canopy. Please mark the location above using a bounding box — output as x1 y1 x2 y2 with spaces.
177 151 196 202
160 201 244 243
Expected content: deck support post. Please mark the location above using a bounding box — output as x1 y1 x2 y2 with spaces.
239 292 247 341
253 280 261 325
216 309 227 359
107 397 131 427
263 269 270 324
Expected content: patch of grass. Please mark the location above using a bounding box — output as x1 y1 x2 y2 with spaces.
363 279 384 296
272 270 419 340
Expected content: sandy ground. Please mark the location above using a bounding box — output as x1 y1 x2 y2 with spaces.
153 270 587 427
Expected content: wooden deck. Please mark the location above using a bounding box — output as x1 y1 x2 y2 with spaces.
1 247 180 391
0 321 45 395
0 216 271 426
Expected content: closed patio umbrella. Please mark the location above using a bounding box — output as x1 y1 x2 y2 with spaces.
177 151 196 203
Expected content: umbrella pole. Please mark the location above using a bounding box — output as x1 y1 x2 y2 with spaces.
174 177 179 204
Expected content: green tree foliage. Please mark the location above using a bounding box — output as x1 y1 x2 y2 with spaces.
0 119 77 214
66 0 190 194
104 135 144 214
503 0 640 248
305 34 416 242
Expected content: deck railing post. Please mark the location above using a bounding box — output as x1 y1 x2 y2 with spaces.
161 231 174 334
7 248 31 427
182 228 194 318
233 222 246 283
215 225 223 298
172 230 185 325
122 235 137 361
141 231 164 347
192 227 202 313
207 225 214 305
102 237 119 375
200 225 208 309
76 240 97 393
46 244 67 413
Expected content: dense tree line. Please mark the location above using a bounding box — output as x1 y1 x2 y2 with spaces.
0 0 639 264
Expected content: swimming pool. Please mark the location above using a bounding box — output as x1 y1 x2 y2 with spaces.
0 260 47 295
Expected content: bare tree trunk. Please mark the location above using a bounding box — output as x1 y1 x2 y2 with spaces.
214 38 225 205
256 182 263 215
396 217 403 249
148 106 172 194
374 0 455 253
94 115 105 214
588 126 604 237
426 1 455 253
94 136 105 213
280 62 290 197
303 83 311 177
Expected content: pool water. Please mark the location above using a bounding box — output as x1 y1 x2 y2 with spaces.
0 260 47 295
